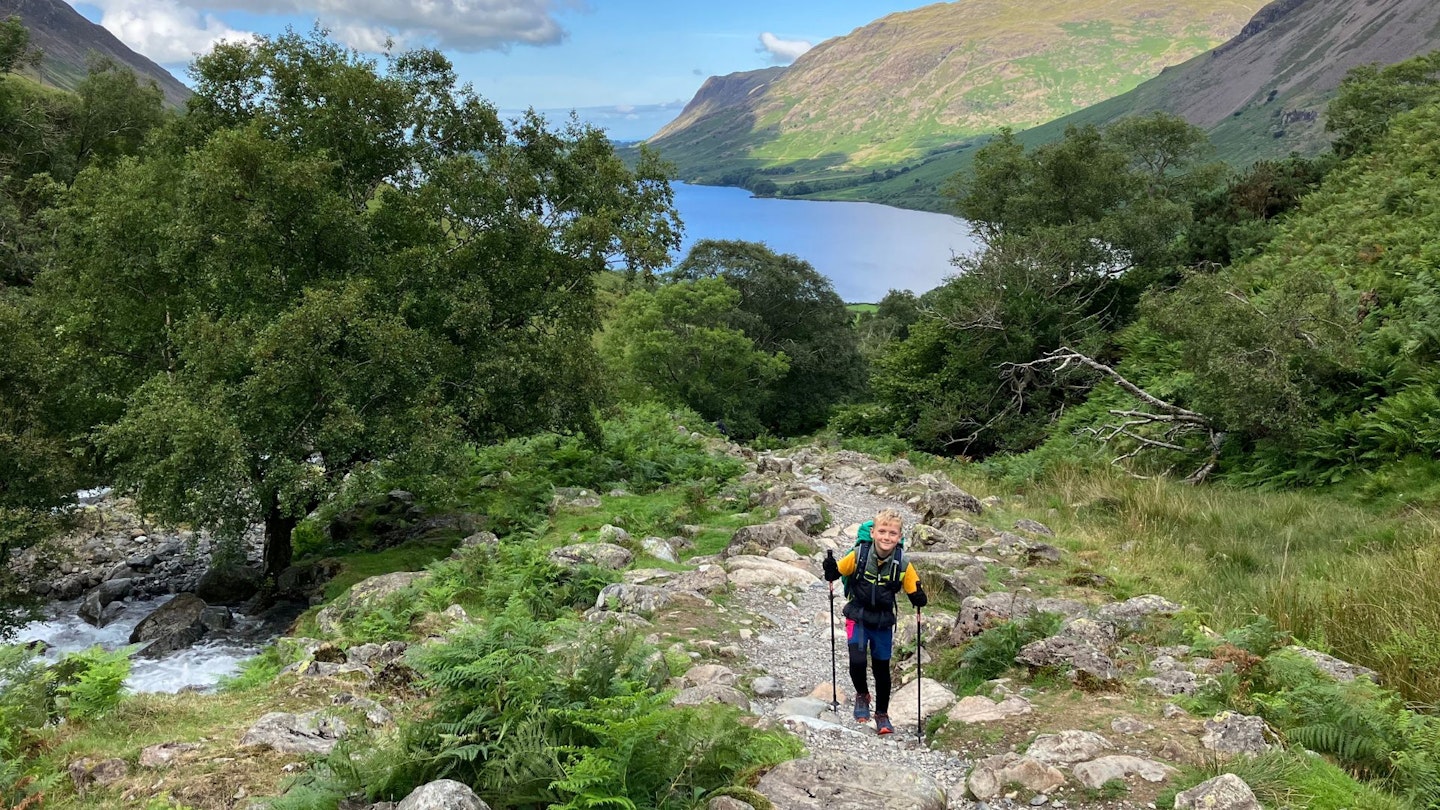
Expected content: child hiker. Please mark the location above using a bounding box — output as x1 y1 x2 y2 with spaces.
822 508 927 735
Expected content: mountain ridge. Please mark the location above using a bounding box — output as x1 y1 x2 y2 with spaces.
0 0 191 107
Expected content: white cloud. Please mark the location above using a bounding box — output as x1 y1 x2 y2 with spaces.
758 31 811 64
80 0 251 63
174 0 582 52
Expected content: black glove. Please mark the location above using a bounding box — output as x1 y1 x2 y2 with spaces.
822 550 841 582
908 585 928 608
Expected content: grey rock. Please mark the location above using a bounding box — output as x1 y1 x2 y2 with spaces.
723 521 811 558
316 571 428 635
672 684 752 711
1174 774 1261 810
68 757 128 791
942 564 990 601
1201 711 1271 756
1288 645 1378 682
200 605 234 631
78 578 133 627
1024 730 1113 765
550 542 633 571
913 485 983 524
1096 594 1182 630
551 487 601 512
1141 670 1213 697
1013 519 1054 537
776 696 832 717
947 695 1032 724
332 692 394 726
130 593 209 657
967 753 1065 800
1015 635 1121 684
396 779 491 810
240 710 348 755
751 676 784 698
1072 755 1176 789
707 797 755 810
757 751 946 810
139 741 202 768
1110 715 1154 734
681 664 737 688
952 592 1035 642
596 524 632 545
346 640 409 668
667 564 729 594
641 536 679 564
195 563 263 605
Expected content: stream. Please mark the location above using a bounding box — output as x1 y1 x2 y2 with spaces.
13 596 270 693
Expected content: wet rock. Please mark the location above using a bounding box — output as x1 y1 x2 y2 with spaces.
757 751 946 810
967 753 1064 800
200 605 234 631
1174 773 1261 810
131 592 209 657
196 563 263 605
276 558 343 600
550 542 633 571
241 710 348 755
78 578 133 627
395 778 490 810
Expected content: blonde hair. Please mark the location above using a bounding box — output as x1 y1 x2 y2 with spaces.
873 508 904 529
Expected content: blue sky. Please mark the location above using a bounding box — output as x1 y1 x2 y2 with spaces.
67 0 932 140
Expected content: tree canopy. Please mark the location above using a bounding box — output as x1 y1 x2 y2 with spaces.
36 30 680 577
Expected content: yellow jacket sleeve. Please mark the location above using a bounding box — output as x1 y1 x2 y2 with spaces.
837 550 858 577
901 563 921 594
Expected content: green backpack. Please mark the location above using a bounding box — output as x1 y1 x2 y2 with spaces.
841 520 907 599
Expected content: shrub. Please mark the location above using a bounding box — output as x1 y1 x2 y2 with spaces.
54 645 132 720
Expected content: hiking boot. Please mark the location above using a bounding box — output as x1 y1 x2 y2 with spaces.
852 693 871 723
874 713 894 735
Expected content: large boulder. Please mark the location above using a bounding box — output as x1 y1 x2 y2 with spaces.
130 593 209 657
195 563 263 605
549 543 634 570
1096 594 1182 630
724 555 818 588
592 583 711 616
952 592 1035 642
947 695 1032 724
966 754 1064 800
1072 756 1177 789
723 521 810 558
887 677 957 729
1024 730 1113 765
315 571 427 635
1287 645 1378 682
756 751 946 810
78 579 133 627
240 710 348 755
396 779 491 810
1174 774 1261 810
1201 711 1271 757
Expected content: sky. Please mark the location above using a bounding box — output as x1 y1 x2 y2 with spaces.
66 0 933 141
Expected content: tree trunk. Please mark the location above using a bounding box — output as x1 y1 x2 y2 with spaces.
262 496 297 581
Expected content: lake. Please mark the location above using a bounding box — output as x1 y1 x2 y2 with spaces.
669 183 978 303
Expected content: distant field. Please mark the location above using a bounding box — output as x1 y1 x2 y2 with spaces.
846 303 878 313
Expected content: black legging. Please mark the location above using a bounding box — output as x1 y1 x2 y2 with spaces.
849 654 893 713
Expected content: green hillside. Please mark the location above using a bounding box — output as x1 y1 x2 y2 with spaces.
646 0 1263 211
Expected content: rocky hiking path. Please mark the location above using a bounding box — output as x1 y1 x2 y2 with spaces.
36 441 1383 809
655 443 1379 810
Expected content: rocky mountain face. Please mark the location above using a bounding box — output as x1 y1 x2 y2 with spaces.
0 0 191 106
1023 0 1440 165
648 0 1265 186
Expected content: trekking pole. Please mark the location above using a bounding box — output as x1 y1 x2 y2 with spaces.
827 558 840 714
916 605 924 744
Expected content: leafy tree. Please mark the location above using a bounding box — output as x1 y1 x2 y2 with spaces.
671 239 864 435
1326 49 1440 159
600 278 788 435
869 114 1217 455
40 30 679 578
0 16 39 75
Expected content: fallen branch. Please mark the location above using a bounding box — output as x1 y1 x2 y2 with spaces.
1003 346 1225 483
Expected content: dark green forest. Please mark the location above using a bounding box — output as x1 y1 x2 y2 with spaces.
5 21 1440 810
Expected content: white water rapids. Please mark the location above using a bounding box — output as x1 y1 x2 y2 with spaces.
13 596 267 693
